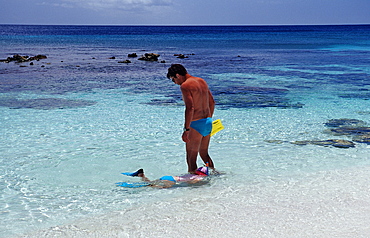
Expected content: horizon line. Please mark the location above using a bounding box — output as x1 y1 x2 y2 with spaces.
1 23 369 27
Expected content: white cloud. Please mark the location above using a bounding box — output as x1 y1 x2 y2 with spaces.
61 0 174 12
38 0 176 24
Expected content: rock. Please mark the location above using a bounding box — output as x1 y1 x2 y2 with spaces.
8 54 28 62
323 118 370 145
174 54 188 59
32 55 47 60
160 60 166 63
145 98 179 106
265 140 284 144
323 139 355 148
357 111 370 115
291 141 310 146
326 139 356 148
1 54 47 63
138 53 160 61
118 60 131 63
291 139 355 148
128 53 137 57
353 134 370 144
109 56 116 59
324 118 366 128
325 127 370 136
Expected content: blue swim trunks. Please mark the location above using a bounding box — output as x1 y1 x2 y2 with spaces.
159 175 176 183
190 117 213 136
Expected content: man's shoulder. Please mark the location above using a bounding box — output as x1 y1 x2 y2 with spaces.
191 76 205 81
183 76 206 86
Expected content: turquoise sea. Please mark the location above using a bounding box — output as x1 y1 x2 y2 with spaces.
1 25 370 237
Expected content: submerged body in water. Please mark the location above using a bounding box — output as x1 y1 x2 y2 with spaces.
118 166 210 188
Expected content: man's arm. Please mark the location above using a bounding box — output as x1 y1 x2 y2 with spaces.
208 89 215 117
181 86 194 142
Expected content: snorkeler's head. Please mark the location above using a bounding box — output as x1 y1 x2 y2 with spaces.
195 166 209 176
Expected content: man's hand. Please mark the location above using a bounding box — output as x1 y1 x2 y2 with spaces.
182 131 190 142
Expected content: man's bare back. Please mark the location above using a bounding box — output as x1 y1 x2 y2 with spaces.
181 76 213 121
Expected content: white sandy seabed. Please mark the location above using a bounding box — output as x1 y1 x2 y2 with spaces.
21 165 370 238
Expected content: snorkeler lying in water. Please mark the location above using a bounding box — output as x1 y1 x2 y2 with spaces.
117 166 210 188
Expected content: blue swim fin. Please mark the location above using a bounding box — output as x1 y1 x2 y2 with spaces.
122 169 144 177
116 182 150 188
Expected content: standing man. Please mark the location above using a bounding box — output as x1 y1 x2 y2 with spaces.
167 64 216 173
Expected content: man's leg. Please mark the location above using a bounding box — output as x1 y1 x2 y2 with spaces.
199 135 214 169
186 129 203 173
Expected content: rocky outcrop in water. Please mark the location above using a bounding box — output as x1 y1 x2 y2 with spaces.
0 54 47 63
118 60 131 63
267 118 370 149
324 118 370 145
174 54 188 59
128 53 137 58
291 139 355 148
324 118 367 128
174 53 195 58
266 139 356 148
138 53 160 61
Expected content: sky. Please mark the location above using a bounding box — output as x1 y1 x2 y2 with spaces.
0 0 369 25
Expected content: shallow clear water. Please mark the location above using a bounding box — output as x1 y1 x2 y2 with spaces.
1 25 370 237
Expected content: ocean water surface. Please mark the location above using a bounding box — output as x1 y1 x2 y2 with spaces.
1 25 370 237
